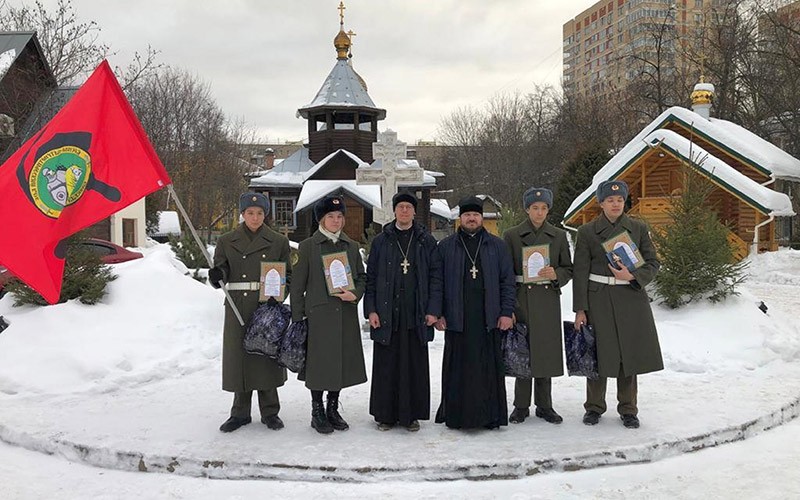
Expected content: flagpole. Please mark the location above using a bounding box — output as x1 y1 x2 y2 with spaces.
167 184 245 326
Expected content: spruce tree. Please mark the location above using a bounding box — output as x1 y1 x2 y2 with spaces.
551 145 611 227
168 232 208 283
168 232 207 269
651 164 748 309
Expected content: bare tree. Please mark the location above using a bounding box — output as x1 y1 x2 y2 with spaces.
435 87 567 207
0 0 109 85
614 5 684 120
741 0 800 155
127 66 256 240
0 0 159 87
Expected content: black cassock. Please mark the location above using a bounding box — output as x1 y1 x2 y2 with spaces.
369 227 431 426
435 233 508 429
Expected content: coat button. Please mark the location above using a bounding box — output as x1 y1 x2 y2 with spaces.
262 254 266 258
242 274 247 278
242 255 247 259
243 292 248 297
527 285 532 290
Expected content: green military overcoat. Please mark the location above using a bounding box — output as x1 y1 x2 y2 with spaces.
213 223 291 392
503 219 573 378
573 213 663 378
290 230 367 391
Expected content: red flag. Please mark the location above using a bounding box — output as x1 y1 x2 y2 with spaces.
0 60 171 303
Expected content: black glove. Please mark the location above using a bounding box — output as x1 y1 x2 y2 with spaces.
208 267 227 289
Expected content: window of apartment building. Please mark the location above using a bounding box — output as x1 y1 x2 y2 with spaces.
272 197 296 229
695 0 703 7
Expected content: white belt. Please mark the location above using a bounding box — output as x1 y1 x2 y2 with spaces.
516 276 548 285
227 281 261 291
589 273 630 286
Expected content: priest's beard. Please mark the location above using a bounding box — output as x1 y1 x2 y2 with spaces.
460 225 482 235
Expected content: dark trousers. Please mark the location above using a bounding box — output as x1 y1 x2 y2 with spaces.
230 389 280 418
584 363 637 416
513 377 553 410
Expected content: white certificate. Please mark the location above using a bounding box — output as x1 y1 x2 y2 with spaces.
329 258 350 289
263 268 282 298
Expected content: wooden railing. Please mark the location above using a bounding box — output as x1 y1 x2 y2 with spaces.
631 196 674 228
631 196 750 262
727 231 749 262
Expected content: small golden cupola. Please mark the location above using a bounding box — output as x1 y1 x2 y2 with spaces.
334 1 352 60
691 75 715 120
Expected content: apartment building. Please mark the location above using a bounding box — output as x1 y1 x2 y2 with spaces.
562 0 724 100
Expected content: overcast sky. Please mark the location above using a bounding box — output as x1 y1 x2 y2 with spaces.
36 0 590 145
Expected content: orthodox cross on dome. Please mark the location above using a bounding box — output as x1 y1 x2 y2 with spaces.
338 1 346 26
356 130 424 225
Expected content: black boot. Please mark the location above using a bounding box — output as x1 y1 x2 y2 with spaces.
219 416 251 433
311 400 334 434
509 407 530 424
326 393 349 431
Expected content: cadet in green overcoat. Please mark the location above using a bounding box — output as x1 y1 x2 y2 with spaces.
209 192 291 433
290 194 367 434
573 180 663 429
503 187 572 425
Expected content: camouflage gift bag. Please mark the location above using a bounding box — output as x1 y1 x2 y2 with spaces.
563 321 599 380
278 318 308 374
243 301 291 358
501 323 532 379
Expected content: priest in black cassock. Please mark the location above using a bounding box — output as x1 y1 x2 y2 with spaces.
365 191 439 432
429 196 516 429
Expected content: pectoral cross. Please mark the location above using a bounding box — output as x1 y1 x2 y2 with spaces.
401 259 410 275
470 265 479 279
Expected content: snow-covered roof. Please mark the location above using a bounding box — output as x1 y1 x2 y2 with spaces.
477 194 503 208
0 49 15 81
305 148 369 181
368 158 439 187
249 148 441 190
249 147 315 188
245 159 286 178
622 106 800 182
430 199 453 220
563 128 795 222
297 59 386 119
295 180 381 213
152 211 181 237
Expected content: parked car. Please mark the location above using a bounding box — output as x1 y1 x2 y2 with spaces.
0 239 142 297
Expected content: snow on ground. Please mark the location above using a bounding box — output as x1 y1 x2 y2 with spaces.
0 245 799 495
1 418 799 499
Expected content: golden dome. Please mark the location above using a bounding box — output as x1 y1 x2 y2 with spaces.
334 29 351 60
691 78 715 106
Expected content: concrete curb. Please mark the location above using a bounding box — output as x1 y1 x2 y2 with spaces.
0 394 798 482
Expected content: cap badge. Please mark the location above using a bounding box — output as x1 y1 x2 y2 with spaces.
333 198 340 204
536 191 541 196
611 185 620 191
252 196 258 201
